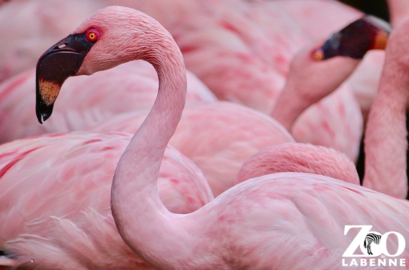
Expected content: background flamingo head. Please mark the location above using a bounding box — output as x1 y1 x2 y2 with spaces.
283 42 361 106
35 6 175 123
282 15 391 108
313 15 391 61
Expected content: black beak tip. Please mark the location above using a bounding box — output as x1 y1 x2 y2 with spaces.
36 102 54 124
34 33 95 125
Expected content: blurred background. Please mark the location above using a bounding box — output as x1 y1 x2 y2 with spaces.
339 0 389 21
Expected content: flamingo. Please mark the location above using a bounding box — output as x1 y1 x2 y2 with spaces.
272 15 390 129
238 16 405 198
0 15 217 268
35 7 409 269
270 15 390 161
236 0 392 124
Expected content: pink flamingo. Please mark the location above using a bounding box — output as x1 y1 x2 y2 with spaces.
238 16 405 198
270 46 363 160
34 7 407 268
0 60 216 143
275 1 397 124
33 7 409 269
245 0 391 124
271 16 390 159
0 16 215 266
285 0 406 123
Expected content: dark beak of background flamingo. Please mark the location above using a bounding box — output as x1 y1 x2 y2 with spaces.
313 15 392 61
36 33 95 124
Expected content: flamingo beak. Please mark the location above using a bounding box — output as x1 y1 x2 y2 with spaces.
314 15 391 61
36 33 95 123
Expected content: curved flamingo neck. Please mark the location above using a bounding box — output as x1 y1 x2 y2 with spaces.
363 50 408 198
270 86 310 131
110 23 194 268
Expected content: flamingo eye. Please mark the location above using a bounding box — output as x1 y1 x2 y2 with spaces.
86 30 99 42
312 49 324 61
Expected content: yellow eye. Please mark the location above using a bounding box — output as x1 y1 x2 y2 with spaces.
86 31 98 42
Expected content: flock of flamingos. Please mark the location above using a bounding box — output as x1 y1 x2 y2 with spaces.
0 0 409 269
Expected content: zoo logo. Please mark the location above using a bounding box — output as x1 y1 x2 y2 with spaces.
343 225 406 257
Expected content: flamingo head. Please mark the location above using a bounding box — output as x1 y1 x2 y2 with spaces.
35 6 168 123
312 15 391 61
282 16 391 108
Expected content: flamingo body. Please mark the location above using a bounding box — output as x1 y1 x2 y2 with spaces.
292 84 362 161
236 143 360 185
91 102 294 196
0 132 213 268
